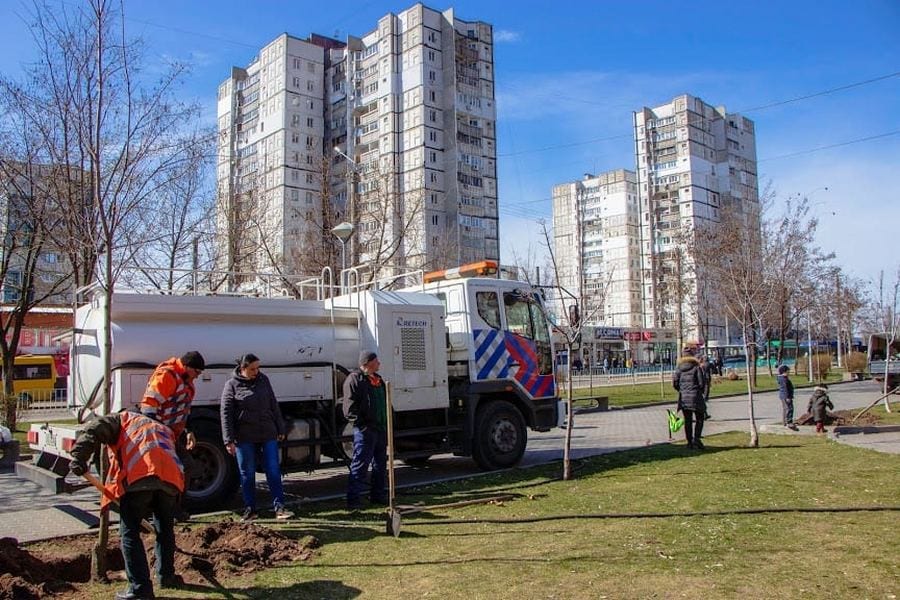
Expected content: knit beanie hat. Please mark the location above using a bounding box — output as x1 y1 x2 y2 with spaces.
181 351 206 371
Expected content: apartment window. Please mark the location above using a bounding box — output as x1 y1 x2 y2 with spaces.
429 109 436 122
293 76 301 88
307 80 315 92
431 215 439 225
291 114 301 127
428 130 437 142
306 173 314 184
430 151 437 162
428 50 435 62
291 132 299 144
293 58 301 69
291 170 299 182
428 70 436 82
307 62 315 73
307 117 314 128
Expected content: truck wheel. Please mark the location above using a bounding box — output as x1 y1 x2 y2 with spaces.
473 400 527 471
184 421 239 511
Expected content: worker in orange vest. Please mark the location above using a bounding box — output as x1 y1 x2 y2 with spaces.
70 411 185 599
139 351 205 521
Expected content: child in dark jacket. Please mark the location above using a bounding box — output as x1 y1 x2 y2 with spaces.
806 384 834 434
776 365 798 430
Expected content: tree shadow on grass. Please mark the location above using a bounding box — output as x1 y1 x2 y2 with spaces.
276 434 811 542
161 579 362 599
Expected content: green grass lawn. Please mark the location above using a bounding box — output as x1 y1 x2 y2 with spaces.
572 372 846 408
66 432 899 599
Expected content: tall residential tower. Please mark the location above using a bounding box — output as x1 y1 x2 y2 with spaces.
633 93 759 346
216 4 498 288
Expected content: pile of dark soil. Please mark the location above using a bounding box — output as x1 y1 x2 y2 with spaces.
1 521 317 598
794 409 880 427
0 535 102 599
173 521 318 582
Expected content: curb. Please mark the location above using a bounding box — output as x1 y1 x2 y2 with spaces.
592 378 860 412
832 425 900 435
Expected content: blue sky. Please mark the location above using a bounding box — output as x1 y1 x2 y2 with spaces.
1 0 898 285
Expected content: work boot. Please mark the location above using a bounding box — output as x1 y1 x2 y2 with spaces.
156 574 184 589
240 507 258 522
115 588 155 599
274 505 294 520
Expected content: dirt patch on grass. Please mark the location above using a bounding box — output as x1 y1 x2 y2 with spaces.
1 521 317 598
794 409 881 427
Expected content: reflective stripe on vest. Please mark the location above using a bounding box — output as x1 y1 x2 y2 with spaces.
143 362 195 433
102 412 185 508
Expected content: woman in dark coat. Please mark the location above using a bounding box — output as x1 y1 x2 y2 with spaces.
673 346 708 449
221 353 292 521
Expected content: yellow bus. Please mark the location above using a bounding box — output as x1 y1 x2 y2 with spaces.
2 354 59 405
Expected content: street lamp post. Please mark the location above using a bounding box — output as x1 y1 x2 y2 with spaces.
331 221 354 292
333 147 358 266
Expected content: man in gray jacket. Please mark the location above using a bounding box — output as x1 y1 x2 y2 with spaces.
673 345 708 450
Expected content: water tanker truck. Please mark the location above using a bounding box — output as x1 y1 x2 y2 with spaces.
19 262 560 509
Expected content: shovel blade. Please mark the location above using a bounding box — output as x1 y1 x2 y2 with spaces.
386 509 402 538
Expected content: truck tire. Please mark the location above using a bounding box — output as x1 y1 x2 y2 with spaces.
472 400 527 471
184 421 239 511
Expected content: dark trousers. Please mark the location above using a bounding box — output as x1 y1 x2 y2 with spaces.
119 489 177 596
683 409 705 445
347 426 387 505
781 397 795 425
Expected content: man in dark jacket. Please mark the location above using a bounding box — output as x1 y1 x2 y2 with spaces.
777 365 799 430
673 345 708 450
343 350 387 509
69 411 185 599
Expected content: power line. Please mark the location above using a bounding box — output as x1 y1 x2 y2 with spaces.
737 71 900 113
497 70 900 158
498 132 631 157
758 129 900 162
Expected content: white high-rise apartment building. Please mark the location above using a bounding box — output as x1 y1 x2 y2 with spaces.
633 93 759 346
551 169 642 328
216 4 498 287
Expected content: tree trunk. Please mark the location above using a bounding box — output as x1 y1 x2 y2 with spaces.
563 342 574 480
744 326 759 447
2 355 16 432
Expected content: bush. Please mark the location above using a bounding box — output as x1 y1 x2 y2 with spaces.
844 351 867 373
795 353 832 380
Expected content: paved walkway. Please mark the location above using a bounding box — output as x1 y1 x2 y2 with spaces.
1 380 896 543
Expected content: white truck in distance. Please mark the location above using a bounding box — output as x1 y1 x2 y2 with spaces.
20 262 560 509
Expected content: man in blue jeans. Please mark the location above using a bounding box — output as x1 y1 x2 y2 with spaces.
343 350 388 509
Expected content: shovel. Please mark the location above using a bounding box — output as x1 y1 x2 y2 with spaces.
83 471 156 534
385 382 402 537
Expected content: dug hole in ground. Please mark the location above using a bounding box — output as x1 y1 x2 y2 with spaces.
0 520 318 599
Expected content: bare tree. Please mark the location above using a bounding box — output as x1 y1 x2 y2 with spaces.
694 207 774 447
540 220 612 479
2 0 207 579
761 195 835 373
0 160 72 429
121 143 216 292
871 267 900 410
